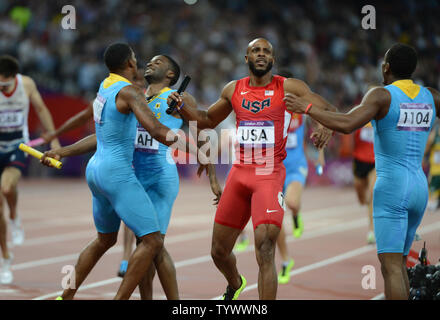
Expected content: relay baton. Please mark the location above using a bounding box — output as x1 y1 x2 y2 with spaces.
19 143 63 169
166 75 191 114
27 138 45 147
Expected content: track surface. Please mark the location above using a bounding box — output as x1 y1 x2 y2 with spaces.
0 178 439 300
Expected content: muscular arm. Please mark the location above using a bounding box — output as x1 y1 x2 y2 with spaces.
181 92 222 202
119 85 207 162
24 76 61 147
119 85 180 147
56 134 97 158
41 134 97 167
285 87 390 134
53 103 93 138
284 78 338 112
168 81 235 129
284 78 337 147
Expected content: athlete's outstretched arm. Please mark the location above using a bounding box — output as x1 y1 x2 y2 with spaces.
284 78 338 148
120 85 182 147
178 92 222 204
284 87 391 134
120 85 208 163
284 78 338 112
42 103 93 142
23 76 61 149
40 134 97 167
167 81 235 129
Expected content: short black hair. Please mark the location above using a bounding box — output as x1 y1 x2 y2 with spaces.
0 55 19 77
278 69 293 78
103 43 133 72
161 55 180 86
386 43 418 79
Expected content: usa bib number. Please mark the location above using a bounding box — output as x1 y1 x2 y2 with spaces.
93 94 106 124
286 132 298 149
237 120 275 147
397 103 432 132
0 110 24 128
360 127 374 143
135 127 159 153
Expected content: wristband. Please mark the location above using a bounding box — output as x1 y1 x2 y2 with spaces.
177 102 185 111
305 103 313 114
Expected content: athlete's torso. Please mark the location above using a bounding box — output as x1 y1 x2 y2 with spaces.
0 74 30 152
372 80 436 177
90 73 135 173
133 87 183 171
231 75 291 165
353 122 375 163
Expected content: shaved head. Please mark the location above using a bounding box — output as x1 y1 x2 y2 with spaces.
247 38 274 55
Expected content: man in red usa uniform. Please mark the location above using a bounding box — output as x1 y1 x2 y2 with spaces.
168 38 335 300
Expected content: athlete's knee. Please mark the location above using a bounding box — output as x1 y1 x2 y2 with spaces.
256 240 275 263
285 198 300 214
211 241 231 263
141 232 164 253
254 231 277 266
378 254 402 277
154 245 168 265
97 233 118 249
1 185 16 198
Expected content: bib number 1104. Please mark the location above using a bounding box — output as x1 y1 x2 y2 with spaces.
397 103 432 132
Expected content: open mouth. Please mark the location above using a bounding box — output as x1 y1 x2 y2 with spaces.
256 59 266 67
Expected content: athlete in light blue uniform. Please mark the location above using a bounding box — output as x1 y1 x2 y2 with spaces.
133 86 182 235
372 81 435 256
87 73 161 237
284 114 308 188
283 43 440 299
42 44 189 300
118 55 221 299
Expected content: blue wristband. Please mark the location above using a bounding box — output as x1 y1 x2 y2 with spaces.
177 102 185 111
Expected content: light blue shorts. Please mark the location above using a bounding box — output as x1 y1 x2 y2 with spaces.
135 163 179 235
86 159 160 238
373 171 428 256
283 155 308 191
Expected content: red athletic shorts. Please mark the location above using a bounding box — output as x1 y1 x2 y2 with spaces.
215 163 286 230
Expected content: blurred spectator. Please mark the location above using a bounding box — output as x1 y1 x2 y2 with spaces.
1 0 439 164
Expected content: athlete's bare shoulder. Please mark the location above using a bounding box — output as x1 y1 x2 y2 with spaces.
21 75 37 95
364 86 391 105
116 84 145 114
118 84 143 100
282 77 313 97
221 80 237 101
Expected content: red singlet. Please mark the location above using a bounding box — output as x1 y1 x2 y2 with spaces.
353 122 375 164
215 75 292 230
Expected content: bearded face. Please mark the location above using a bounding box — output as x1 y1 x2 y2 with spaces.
248 59 273 77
